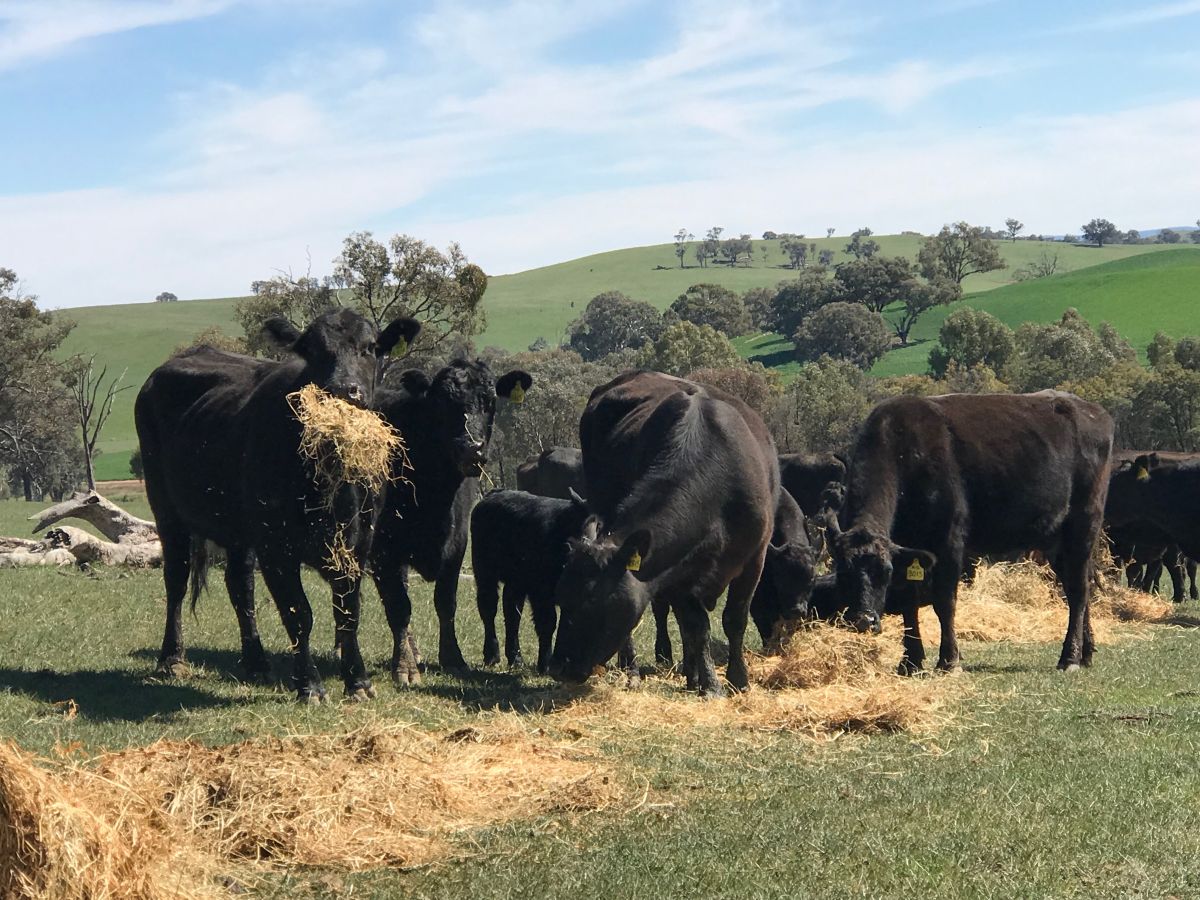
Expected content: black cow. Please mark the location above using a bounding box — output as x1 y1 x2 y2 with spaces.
778 452 846 516
550 371 786 696
516 447 585 500
1108 453 1200 564
826 390 1113 673
471 489 590 672
136 310 418 701
369 360 531 683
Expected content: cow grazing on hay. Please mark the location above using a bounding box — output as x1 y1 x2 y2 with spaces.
549 371 789 696
516 447 585 500
470 489 591 673
825 390 1113 674
369 360 531 683
136 310 419 702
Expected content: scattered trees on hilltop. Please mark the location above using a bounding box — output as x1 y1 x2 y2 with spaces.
1157 229 1181 245
673 229 693 268
155 291 178 303
918 222 1006 284
844 228 880 260
1081 218 1119 247
1004 219 1024 242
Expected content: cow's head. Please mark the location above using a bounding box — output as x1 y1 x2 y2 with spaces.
396 360 532 477
265 311 419 407
762 537 818 621
823 509 936 633
549 518 652 683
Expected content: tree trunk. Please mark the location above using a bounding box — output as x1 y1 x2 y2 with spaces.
29 490 157 543
0 490 162 568
21 469 32 502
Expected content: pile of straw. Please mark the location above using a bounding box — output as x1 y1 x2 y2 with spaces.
0 723 622 899
917 561 1173 644
288 384 402 494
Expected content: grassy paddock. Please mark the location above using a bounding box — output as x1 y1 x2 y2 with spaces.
4 503 1200 897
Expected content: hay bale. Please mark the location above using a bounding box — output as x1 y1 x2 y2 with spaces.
287 384 402 494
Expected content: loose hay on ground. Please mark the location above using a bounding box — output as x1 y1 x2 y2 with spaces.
917 561 1173 645
0 723 623 899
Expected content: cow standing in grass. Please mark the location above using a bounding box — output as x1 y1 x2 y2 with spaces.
826 390 1113 674
369 361 531 683
549 371 787 696
136 311 419 701
471 489 590 672
1108 452 1200 565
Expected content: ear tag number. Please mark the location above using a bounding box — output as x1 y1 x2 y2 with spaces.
509 384 525 403
1136 466 1150 481
390 337 408 358
626 550 642 572
906 559 925 581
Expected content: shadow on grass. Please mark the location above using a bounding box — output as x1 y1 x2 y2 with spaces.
749 348 795 368
0 665 237 722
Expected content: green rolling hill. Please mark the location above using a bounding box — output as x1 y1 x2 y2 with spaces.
49 238 1197 478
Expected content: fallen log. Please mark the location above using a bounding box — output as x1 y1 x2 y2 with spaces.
30 491 157 544
0 491 162 568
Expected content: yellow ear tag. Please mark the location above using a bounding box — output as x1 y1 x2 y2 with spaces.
390 337 408 358
509 384 525 403
1136 466 1150 481
906 559 925 582
626 550 642 572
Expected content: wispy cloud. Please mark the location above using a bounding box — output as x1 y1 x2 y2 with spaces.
1060 0 1200 32
0 0 239 72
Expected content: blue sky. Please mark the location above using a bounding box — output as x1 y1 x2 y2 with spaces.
1 0 1198 308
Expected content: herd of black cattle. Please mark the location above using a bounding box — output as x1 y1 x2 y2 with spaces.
132 309 1200 701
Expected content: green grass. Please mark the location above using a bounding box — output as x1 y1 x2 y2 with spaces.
869 247 1200 378
6 490 1200 897
51 239 1195 477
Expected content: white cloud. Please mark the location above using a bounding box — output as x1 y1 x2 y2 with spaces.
1057 0 1200 32
0 0 239 72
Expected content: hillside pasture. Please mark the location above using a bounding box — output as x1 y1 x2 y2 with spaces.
5 493 1200 896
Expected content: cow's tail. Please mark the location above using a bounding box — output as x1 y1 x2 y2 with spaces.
189 535 211 616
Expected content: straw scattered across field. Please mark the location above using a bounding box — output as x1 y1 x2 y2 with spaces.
0 723 623 900
917 561 1173 644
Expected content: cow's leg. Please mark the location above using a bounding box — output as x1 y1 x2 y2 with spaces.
477 569 502 667
652 595 673 667
1165 552 1186 602
1189 558 1199 601
375 565 420 687
1126 561 1143 591
1146 558 1165 595
502 582 526 668
616 635 641 685
329 571 373 700
154 523 192 677
722 553 766 694
931 555 963 673
1055 527 1099 672
530 592 558 675
675 599 721 698
433 548 467 671
259 561 324 702
225 547 270 682
898 604 926 676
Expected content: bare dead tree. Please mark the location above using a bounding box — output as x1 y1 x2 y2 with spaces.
64 356 130 490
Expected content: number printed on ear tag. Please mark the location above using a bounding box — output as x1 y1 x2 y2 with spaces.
509 384 525 403
906 559 925 581
626 549 641 572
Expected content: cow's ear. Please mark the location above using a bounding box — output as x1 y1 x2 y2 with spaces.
891 548 937 585
399 369 431 397
568 487 588 508
378 318 421 358
496 370 533 403
262 316 302 351
614 530 651 574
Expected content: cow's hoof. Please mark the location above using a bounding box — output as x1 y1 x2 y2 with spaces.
896 660 925 677
155 658 188 679
1058 662 1082 673
698 685 725 700
508 654 526 670
346 685 376 703
624 669 642 688
392 667 422 687
936 664 963 677
240 662 273 685
299 691 326 705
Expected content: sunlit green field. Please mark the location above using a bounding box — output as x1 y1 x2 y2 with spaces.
5 491 1200 898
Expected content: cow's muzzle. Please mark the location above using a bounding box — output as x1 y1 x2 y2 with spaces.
853 612 883 635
